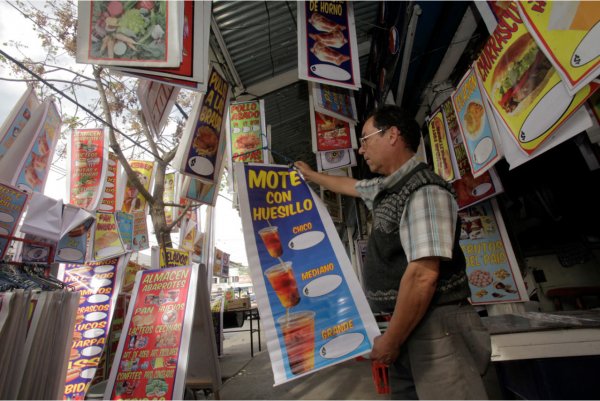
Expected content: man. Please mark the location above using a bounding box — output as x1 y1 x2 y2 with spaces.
295 105 490 399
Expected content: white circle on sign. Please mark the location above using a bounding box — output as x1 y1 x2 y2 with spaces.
97 203 113 212
107 170 115 178
102 191 114 199
288 231 325 251
87 294 110 304
94 265 114 274
0 227 8 235
80 368 97 379
83 328 105 339
188 156 214 176
473 137 493 165
96 246 122 259
17 183 32 193
471 182 492 197
85 311 107 322
310 64 351 81
26 247 48 260
81 346 102 357
519 82 572 144
58 248 84 262
0 212 14 223
104 181 114 189
90 278 112 289
320 333 364 359
303 275 342 297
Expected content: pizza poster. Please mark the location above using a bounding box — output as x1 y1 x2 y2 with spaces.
0 183 29 258
121 160 154 214
474 2 598 155
67 128 109 211
427 107 456 182
58 257 125 400
176 66 230 184
518 1 600 95
228 100 268 163
298 1 361 90
458 199 527 305
98 152 119 213
104 265 198 400
234 163 379 385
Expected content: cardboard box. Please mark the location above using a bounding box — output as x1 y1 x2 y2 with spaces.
226 297 250 311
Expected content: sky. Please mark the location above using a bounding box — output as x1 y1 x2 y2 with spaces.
0 1 249 266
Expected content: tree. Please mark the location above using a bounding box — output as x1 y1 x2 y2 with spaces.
0 0 198 250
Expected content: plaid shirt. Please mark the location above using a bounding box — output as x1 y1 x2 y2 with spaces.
355 157 458 262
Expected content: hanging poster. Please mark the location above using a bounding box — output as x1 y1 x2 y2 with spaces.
132 211 149 252
137 80 180 138
116 211 134 251
227 100 268 164
298 1 361 90
518 1 600 95
316 148 357 172
0 183 29 258
104 265 198 400
92 212 127 261
427 107 456 182
55 207 95 264
309 88 357 152
76 1 182 68
98 152 119 213
182 176 218 207
310 82 358 124
120 160 155 214
176 66 231 184
58 256 126 400
159 247 191 269
320 188 342 223
0 86 40 157
121 261 147 294
213 248 223 277
67 128 109 211
459 199 528 305
451 68 502 177
163 172 176 226
234 163 379 385
474 2 598 155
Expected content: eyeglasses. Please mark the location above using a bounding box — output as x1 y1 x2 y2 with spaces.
359 128 386 147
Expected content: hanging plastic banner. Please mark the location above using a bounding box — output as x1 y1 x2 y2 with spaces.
67 128 109 211
132 210 150 252
120 160 155 214
298 1 361 90
0 183 29 258
137 80 180 138
310 82 358 124
91 212 127 261
116 211 134 251
518 1 600 96
98 152 119 213
234 163 379 385
163 172 176 226
309 87 357 152
0 86 40 157
159 247 191 269
227 100 268 163
427 107 457 182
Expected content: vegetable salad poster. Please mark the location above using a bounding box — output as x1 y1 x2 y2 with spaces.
234 163 378 385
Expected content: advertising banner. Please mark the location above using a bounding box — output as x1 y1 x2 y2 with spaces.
316 148 357 172
518 1 600 95
234 163 379 385
474 2 598 155
104 265 198 400
98 152 119 213
0 86 40 157
163 172 176 226
0 183 29 258
310 89 357 152
58 256 126 400
159 248 191 269
427 107 457 182
459 199 527 305
176 66 231 184
310 82 358 124
67 128 109 211
298 1 361 90
132 211 149 252
228 100 268 163
92 212 127 261
116 211 134 251
120 160 155 214
137 80 180 138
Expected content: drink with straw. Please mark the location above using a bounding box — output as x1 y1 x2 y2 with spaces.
258 226 283 258
264 261 300 308
278 311 316 375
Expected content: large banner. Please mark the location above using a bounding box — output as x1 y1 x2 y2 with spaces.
234 163 378 385
227 100 268 163
298 1 361 90
0 183 29 258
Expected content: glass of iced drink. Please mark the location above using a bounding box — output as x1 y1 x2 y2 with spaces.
278 311 316 375
264 261 300 308
258 226 283 258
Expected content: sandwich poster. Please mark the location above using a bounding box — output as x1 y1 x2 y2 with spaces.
176 66 231 184
92 212 127 261
427 107 456 182
298 1 361 90
451 68 501 177
518 1 600 95
58 257 126 400
67 128 109 211
474 2 598 155
459 199 527 305
104 265 198 400
234 163 379 385
228 100 268 164
309 92 357 152
0 183 29 258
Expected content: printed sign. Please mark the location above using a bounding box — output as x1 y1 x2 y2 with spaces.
234 163 379 385
137 80 180 137
116 211 134 251
0 86 40 157
159 248 191 269
132 211 149 252
92 212 126 261
98 152 119 213
310 82 358 124
427 108 456 182
121 160 154 214
228 100 268 163
0 184 29 258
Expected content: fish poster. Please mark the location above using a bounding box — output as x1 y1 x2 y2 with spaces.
474 2 598 155
67 128 109 211
104 265 198 400
459 199 527 305
518 1 600 95
227 100 268 163
234 163 379 385
298 1 361 90
0 183 29 258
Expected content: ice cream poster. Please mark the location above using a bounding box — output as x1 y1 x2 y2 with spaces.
459 199 527 305
104 265 198 400
474 2 598 155
0 183 29 258
176 66 230 184
234 163 379 385
298 1 361 90
67 128 109 211
451 68 501 177
58 257 125 400
228 100 268 163
518 1 600 95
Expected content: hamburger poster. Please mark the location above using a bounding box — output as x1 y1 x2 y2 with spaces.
518 1 600 96
474 2 598 155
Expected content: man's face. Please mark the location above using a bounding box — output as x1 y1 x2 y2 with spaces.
358 117 387 174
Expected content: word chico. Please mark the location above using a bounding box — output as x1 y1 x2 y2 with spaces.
293 222 312 234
